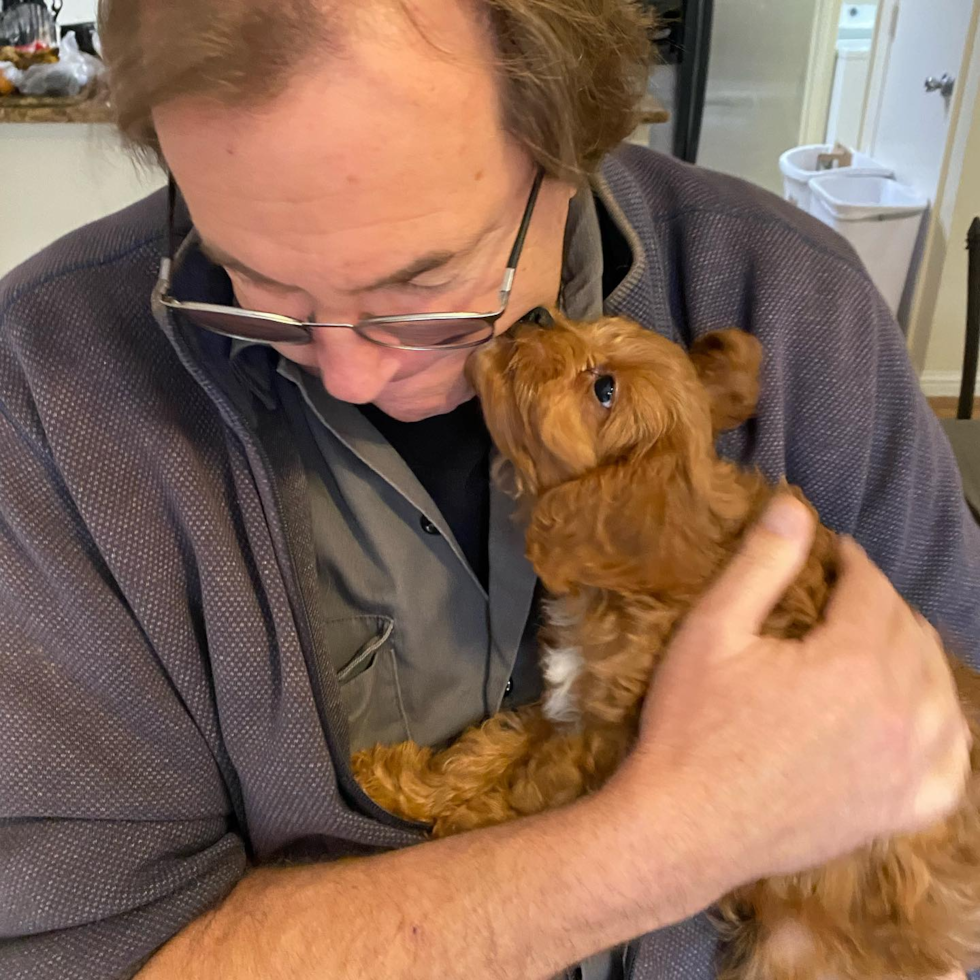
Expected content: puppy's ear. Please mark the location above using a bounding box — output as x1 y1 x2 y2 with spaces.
526 463 635 595
526 452 719 596
689 330 762 432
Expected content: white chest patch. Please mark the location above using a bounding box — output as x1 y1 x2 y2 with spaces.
541 645 585 724
541 598 586 725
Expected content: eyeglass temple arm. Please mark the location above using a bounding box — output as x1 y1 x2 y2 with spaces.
167 175 179 259
499 168 545 302
155 174 179 286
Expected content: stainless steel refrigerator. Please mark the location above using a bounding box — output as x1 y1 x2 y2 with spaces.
643 0 822 195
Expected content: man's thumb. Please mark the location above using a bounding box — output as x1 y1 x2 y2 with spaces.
703 494 816 637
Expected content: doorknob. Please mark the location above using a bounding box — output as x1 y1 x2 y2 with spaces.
924 74 956 97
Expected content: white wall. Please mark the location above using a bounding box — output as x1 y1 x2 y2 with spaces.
0 1 166 278
0 124 165 278
917 19 980 390
861 0 975 197
56 0 98 26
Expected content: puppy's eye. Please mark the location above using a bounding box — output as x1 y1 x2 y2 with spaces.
593 374 616 409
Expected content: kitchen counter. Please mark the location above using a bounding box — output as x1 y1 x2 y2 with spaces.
0 93 112 124
0 92 664 127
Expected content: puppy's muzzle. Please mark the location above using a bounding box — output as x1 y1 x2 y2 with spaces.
519 306 556 329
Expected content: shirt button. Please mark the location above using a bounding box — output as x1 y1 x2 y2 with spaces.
420 515 440 535
504 677 514 696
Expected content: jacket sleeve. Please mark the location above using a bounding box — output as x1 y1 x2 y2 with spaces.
0 399 247 979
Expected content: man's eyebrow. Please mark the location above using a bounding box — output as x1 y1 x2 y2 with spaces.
346 221 496 291
199 240 293 290
200 223 497 294
360 251 458 291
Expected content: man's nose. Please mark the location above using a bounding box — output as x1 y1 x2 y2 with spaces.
308 327 403 405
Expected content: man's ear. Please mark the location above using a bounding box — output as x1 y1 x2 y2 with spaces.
689 330 762 432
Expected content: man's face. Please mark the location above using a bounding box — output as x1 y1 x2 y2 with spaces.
154 2 574 421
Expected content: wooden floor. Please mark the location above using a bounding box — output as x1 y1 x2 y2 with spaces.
929 397 980 420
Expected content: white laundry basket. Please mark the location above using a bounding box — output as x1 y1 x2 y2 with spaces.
809 174 928 314
779 144 893 211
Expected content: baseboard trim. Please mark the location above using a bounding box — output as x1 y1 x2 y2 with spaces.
919 370 980 398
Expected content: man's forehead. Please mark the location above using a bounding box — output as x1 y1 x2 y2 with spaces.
195 204 502 295
175 147 515 292
155 0 526 294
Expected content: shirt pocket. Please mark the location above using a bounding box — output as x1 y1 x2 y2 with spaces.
325 614 412 753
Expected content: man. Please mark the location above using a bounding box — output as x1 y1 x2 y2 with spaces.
0 1 977 978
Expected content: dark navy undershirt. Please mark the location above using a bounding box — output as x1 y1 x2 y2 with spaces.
358 399 491 590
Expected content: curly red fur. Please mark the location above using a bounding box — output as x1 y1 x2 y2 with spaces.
351 313 980 979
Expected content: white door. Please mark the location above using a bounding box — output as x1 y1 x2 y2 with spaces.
861 0 974 198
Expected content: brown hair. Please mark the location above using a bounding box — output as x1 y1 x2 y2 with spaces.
98 0 652 180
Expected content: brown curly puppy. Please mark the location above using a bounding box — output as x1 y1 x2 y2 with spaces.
352 312 980 980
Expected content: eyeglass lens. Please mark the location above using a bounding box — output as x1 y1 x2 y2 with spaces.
179 307 497 349
357 317 495 349
182 308 309 344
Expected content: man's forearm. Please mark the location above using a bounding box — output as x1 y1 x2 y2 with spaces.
137 783 726 980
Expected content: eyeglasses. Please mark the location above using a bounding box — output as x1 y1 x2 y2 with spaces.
153 169 545 352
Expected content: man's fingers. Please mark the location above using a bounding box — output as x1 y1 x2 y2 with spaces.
699 494 816 638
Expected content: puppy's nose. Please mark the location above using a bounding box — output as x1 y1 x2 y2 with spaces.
519 306 555 328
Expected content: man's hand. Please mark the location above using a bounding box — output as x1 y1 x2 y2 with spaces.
605 495 971 893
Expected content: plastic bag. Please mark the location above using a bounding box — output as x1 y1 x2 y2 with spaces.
18 31 103 98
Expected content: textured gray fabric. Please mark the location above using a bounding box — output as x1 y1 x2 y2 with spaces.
0 145 978 980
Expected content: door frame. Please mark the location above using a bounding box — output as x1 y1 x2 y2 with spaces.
857 0 898 151
799 0 846 144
